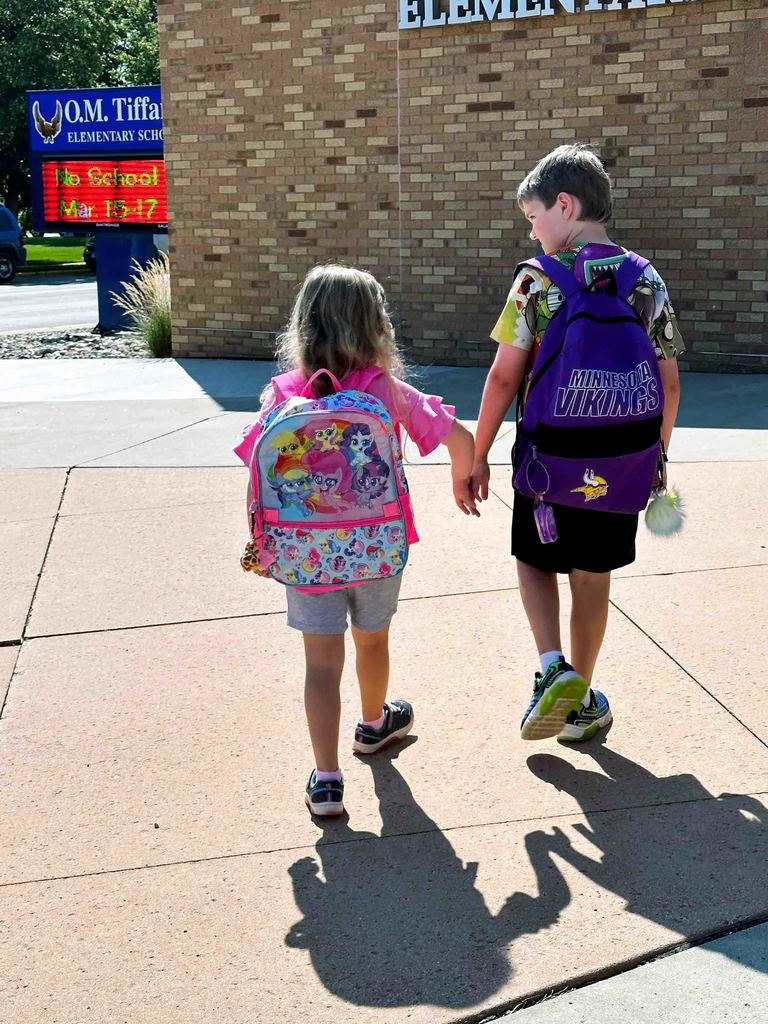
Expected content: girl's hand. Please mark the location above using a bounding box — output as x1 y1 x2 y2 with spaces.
453 476 480 517
470 458 490 502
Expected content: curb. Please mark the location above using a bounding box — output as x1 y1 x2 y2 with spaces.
18 263 90 277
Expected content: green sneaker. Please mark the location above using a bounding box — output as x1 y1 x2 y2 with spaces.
558 689 612 743
520 658 588 741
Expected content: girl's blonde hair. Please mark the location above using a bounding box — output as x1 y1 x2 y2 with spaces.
274 265 405 395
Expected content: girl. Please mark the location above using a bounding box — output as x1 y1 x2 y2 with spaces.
234 265 476 817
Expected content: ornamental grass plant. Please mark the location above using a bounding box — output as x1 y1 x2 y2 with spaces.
111 252 172 357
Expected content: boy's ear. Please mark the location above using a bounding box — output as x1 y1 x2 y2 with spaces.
556 192 582 221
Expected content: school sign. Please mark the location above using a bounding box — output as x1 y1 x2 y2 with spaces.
27 86 167 232
28 86 164 154
399 0 699 28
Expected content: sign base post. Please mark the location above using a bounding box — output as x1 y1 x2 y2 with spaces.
95 231 156 334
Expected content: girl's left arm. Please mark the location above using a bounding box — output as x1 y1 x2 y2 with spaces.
443 419 479 517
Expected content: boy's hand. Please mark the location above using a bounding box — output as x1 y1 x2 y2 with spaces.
470 458 490 502
453 476 480 517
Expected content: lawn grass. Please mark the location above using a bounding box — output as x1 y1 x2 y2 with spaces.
26 236 87 266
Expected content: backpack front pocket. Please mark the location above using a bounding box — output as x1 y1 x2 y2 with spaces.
262 511 408 589
513 443 660 515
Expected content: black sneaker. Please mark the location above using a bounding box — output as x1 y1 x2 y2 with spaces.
520 658 588 741
304 770 344 816
353 699 414 754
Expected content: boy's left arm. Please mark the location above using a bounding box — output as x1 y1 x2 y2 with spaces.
639 270 684 454
659 356 681 453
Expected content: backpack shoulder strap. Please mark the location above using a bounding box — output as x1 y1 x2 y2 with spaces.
613 251 651 300
271 369 308 401
516 255 580 299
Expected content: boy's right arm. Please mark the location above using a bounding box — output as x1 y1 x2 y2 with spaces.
471 344 528 502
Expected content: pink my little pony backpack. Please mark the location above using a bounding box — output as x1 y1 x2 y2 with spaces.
247 368 415 591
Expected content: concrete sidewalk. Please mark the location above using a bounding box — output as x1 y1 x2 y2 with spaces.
1 359 767 1024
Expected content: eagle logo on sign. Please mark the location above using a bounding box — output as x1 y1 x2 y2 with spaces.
32 100 63 144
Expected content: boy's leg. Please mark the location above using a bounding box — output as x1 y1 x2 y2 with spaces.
516 560 562 654
303 632 345 772
568 568 611 684
556 569 614 744
517 559 587 740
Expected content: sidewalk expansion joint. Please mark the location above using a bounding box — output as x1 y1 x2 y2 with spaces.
2 789 765 892
0 642 22 721
74 414 226 468
18 563 767 642
56 497 243 521
22 607 289 642
615 561 768 582
488 486 513 511
610 598 768 751
1 471 71 721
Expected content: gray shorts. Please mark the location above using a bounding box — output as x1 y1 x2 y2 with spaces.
286 575 403 635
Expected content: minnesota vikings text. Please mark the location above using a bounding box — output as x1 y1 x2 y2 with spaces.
554 360 660 418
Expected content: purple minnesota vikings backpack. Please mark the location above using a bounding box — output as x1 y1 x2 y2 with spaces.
513 251 664 517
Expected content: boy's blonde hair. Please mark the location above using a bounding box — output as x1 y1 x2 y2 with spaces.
275 265 404 395
517 143 613 223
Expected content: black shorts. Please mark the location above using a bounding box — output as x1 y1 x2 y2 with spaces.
512 490 638 575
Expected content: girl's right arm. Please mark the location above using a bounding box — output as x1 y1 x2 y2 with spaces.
471 344 528 502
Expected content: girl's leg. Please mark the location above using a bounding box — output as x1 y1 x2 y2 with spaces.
351 623 390 721
303 632 345 772
516 560 562 655
568 569 612 684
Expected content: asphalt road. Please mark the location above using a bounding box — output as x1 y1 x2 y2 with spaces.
0 273 98 332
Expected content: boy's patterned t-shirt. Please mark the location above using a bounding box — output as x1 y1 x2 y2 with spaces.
491 242 685 365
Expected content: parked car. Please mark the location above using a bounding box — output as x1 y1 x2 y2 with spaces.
83 235 96 271
83 233 167 272
0 205 26 283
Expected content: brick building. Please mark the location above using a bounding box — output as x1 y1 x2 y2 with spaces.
158 0 767 369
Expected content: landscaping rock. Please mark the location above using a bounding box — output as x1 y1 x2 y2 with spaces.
0 328 150 359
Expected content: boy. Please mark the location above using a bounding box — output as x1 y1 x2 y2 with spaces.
471 144 684 743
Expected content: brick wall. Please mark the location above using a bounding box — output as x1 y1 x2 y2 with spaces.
158 0 768 369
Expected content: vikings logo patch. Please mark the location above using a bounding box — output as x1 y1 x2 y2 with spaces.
571 468 608 502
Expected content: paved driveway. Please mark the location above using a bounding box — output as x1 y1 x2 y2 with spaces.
2 273 97 330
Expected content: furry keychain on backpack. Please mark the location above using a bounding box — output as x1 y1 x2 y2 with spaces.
645 448 685 536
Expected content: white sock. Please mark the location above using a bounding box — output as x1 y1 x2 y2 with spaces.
539 650 564 673
582 687 593 708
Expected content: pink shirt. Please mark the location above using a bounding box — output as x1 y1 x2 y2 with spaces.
233 368 456 468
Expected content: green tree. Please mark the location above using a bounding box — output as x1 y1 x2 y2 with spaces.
0 0 160 217
107 1 161 89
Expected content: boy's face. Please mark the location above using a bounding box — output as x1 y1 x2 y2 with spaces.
520 195 577 254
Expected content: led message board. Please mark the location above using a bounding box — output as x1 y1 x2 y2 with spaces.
39 158 167 230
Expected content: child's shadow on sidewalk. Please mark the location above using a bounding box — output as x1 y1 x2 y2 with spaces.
527 743 768 971
286 744 571 1010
